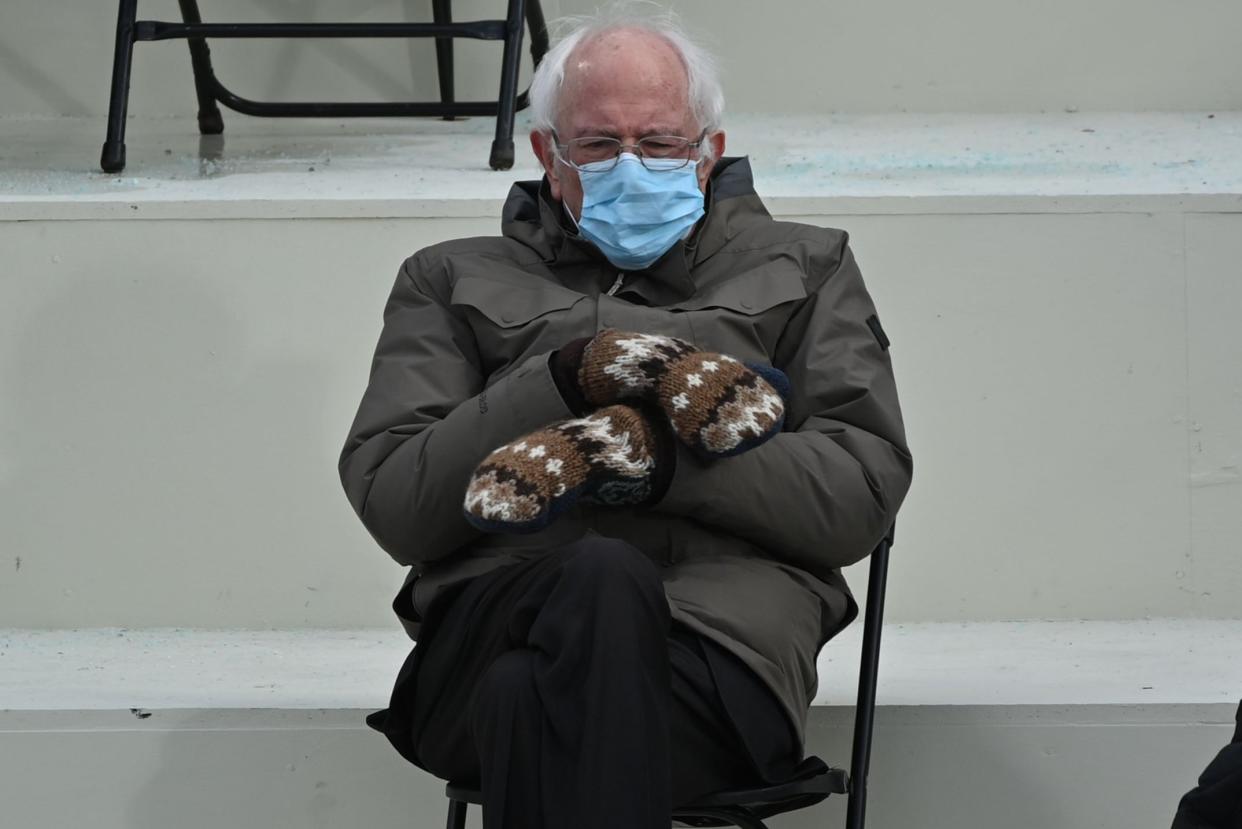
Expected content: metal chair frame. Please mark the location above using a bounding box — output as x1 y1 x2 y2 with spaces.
442 532 894 829
100 0 548 173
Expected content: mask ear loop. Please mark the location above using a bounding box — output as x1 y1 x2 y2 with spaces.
564 201 582 234
545 132 582 231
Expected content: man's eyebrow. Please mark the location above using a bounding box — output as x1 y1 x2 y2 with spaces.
569 126 687 139
570 127 622 139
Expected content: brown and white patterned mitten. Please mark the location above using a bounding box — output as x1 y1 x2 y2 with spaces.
554 329 791 458
463 404 674 534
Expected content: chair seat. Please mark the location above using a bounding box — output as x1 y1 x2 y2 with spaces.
445 754 847 819
672 755 847 825
682 755 848 806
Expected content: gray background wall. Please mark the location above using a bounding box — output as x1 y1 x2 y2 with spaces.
2 0 1241 118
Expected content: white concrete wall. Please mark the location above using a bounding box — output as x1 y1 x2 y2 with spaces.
1 0 1240 118
2 208 1240 627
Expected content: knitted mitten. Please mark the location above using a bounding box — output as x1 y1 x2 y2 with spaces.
554 329 791 458
463 404 673 534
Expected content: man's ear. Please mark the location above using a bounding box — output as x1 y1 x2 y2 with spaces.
697 130 727 191
530 131 563 201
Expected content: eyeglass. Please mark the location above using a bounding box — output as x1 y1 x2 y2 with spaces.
552 130 709 172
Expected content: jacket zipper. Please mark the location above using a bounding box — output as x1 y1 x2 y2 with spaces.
585 274 625 538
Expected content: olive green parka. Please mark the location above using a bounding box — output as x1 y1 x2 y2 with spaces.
339 157 913 747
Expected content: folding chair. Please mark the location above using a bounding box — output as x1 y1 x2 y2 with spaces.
442 532 895 829
100 0 548 173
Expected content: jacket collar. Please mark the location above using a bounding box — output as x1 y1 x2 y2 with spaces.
501 157 771 305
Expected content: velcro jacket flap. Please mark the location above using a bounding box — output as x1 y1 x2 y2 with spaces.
450 276 583 328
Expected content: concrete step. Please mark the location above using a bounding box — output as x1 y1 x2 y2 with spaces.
4 620 1240 712
3 112 1241 219
2 621 1238 829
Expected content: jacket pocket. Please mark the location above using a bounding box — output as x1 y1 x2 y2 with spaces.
666 264 807 360
450 277 585 376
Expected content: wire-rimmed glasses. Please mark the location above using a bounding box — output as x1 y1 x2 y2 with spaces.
552 129 709 171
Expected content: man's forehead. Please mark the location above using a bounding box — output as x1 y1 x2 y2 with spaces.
568 26 684 75
556 29 692 127
557 84 695 138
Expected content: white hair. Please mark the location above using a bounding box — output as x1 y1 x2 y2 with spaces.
528 3 725 146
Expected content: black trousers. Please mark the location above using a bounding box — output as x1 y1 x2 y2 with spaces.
367 535 801 829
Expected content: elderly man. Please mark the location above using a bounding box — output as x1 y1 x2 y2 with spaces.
339 9 911 829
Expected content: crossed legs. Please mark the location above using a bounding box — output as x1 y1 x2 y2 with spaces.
402 536 763 828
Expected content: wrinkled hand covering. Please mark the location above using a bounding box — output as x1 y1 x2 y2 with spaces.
579 329 790 458
463 404 660 534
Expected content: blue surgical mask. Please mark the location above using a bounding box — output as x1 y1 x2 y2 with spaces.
567 152 705 271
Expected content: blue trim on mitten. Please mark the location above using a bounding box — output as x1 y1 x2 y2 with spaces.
744 361 792 404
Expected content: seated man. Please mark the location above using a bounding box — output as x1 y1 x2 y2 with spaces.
338 8 912 828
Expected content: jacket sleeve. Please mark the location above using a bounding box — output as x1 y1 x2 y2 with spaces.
652 237 913 572
338 254 575 566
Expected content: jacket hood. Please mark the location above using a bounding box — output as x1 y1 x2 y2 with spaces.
500 157 772 304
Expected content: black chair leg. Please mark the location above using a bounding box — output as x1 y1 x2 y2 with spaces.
177 0 224 134
432 0 456 121
445 798 468 829
845 537 892 829
489 0 525 170
525 0 548 67
101 0 139 173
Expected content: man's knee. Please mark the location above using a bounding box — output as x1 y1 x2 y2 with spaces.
559 536 664 597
